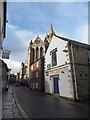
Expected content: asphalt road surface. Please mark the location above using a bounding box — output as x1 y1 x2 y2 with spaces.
12 85 89 118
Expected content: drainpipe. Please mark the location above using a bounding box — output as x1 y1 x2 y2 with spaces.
71 43 78 100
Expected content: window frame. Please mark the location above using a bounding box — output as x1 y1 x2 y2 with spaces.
87 50 90 63
36 71 39 78
51 50 57 67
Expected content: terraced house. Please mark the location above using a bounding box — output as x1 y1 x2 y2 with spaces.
45 34 90 101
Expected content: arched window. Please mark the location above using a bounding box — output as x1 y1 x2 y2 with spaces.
36 47 39 60
32 48 35 62
40 47 43 58
31 48 35 64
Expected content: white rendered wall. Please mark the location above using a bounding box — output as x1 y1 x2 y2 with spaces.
45 66 74 98
45 35 74 99
45 36 68 69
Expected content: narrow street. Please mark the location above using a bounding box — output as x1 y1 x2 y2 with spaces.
12 85 89 118
0 1 90 120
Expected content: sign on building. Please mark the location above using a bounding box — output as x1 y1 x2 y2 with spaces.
2 50 10 59
47 63 51 69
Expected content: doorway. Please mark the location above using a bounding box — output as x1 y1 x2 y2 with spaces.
54 77 59 94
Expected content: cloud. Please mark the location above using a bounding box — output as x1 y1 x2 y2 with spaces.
55 23 88 45
3 24 34 73
56 2 88 18
76 23 88 44
7 0 89 2
3 23 46 73
3 23 88 73
56 30 70 38
3 2 88 73
7 24 36 48
4 59 21 74
4 23 36 58
37 33 46 41
7 2 88 37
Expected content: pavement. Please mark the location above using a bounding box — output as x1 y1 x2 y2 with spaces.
2 86 23 119
13 85 89 118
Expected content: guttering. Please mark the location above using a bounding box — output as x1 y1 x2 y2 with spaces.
70 43 78 100
3 0 7 38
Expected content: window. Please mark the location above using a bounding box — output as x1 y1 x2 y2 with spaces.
40 47 43 58
84 74 87 78
80 73 83 78
31 65 33 70
31 73 33 79
87 50 90 63
36 82 38 89
80 73 87 79
31 48 34 64
36 47 39 60
36 62 38 68
32 48 35 62
52 51 57 66
36 71 39 78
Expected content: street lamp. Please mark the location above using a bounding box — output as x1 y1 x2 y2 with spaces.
63 49 68 53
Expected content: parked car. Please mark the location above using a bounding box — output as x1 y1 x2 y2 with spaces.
15 82 20 86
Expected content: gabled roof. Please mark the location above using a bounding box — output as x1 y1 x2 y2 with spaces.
34 35 44 44
54 34 90 49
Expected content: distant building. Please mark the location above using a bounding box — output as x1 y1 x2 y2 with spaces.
16 72 20 82
23 60 28 83
27 24 54 92
19 62 24 83
10 74 16 83
45 34 90 101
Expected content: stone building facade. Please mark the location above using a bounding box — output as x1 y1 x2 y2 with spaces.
45 34 90 101
0 59 8 90
68 40 90 100
15 72 20 82
23 60 28 80
27 24 54 92
10 74 16 83
29 36 45 92
19 62 24 84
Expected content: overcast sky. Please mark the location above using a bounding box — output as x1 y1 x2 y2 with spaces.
3 1 88 74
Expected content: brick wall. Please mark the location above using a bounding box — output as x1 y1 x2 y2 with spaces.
30 57 44 92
